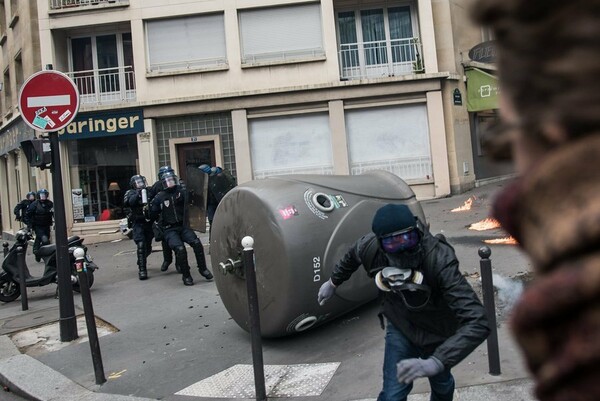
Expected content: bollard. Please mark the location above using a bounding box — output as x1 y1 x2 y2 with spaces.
478 246 501 375
242 236 267 401
74 248 106 385
3 242 8 257
16 246 28 311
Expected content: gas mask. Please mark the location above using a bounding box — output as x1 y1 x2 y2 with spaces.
374 267 431 311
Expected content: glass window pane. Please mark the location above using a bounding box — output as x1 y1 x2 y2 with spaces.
338 11 359 70
389 6 416 63
71 37 94 94
67 136 138 222
361 9 387 65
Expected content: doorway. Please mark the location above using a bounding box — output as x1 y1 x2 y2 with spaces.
176 141 216 183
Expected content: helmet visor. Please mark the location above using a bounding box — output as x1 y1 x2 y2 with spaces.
380 228 420 253
134 177 146 189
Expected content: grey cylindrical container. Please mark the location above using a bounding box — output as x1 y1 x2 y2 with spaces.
210 170 425 337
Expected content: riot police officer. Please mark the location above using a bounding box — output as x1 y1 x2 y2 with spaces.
26 189 54 262
14 191 36 226
149 171 213 286
198 164 236 236
151 166 175 272
124 175 153 280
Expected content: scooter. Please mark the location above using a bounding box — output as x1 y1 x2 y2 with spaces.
0 228 99 303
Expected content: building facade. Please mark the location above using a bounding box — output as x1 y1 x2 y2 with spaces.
0 0 505 242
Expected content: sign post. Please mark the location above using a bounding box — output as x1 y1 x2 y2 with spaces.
19 68 80 342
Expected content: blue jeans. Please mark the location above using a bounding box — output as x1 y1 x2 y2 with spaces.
377 322 455 401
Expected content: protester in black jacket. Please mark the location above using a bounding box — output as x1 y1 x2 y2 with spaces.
149 171 213 286
318 204 489 401
26 189 54 262
14 191 36 226
198 164 236 236
123 175 153 280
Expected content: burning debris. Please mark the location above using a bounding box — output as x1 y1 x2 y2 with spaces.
484 236 518 245
450 196 476 212
469 217 501 231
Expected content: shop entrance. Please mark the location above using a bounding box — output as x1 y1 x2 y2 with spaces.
176 141 216 183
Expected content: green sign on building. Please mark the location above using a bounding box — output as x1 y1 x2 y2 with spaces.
466 68 499 112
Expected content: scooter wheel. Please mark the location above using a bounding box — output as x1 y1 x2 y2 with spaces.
0 276 20 302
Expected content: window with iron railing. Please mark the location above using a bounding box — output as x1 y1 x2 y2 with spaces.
49 0 128 11
336 5 423 80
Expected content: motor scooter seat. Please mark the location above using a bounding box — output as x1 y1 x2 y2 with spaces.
37 236 82 257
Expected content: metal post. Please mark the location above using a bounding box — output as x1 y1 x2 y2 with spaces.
75 252 106 385
3 242 8 257
49 130 78 342
479 246 501 375
16 246 28 311
242 236 267 401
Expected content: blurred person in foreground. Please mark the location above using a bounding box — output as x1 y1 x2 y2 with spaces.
474 1 600 400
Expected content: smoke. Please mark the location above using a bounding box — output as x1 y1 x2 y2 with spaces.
492 273 524 311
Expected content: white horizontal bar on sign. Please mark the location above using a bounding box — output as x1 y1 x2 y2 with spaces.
27 95 71 108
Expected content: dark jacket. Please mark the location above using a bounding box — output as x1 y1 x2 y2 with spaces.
330 231 490 368
14 199 32 223
25 200 54 227
123 189 150 224
149 186 186 228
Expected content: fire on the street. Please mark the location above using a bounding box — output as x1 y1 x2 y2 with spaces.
484 236 519 245
469 217 501 231
451 197 475 212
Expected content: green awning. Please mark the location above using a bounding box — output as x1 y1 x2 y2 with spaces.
466 68 499 112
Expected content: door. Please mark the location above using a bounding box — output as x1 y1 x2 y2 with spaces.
176 142 217 232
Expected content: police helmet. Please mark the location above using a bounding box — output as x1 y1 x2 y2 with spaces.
26 191 36 200
158 165 175 181
37 188 49 201
161 171 179 190
130 175 147 189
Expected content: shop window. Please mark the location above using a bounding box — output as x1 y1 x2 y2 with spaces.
67 135 138 223
345 104 432 182
248 113 333 178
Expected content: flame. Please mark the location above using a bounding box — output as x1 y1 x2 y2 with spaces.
484 236 519 245
469 218 501 231
451 197 475 212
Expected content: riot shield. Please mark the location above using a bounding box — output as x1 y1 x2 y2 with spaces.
185 165 208 232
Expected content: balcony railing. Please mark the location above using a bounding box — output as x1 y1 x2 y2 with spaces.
338 37 424 80
49 0 128 11
66 66 136 106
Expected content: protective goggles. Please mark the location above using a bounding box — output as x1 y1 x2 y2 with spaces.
380 227 421 253
163 176 178 188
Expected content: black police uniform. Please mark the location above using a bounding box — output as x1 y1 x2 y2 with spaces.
14 193 35 226
149 179 213 286
150 179 174 271
123 180 153 280
26 197 54 260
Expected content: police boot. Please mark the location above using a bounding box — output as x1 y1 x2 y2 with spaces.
192 240 213 281
160 241 172 272
175 246 194 286
137 244 148 280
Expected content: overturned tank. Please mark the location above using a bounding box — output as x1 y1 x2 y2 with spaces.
210 170 426 338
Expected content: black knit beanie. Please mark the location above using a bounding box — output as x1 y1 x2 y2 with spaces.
371 204 416 237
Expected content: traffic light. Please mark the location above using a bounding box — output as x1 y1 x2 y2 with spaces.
21 138 52 169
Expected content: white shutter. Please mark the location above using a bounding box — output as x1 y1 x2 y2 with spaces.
147 13 226 72
239 3 324 63
249 113 333 178
345 105 433 181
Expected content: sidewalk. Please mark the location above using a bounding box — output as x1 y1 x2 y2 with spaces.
0 178 537 401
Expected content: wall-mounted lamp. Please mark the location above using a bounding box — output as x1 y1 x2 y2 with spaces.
108 182 121 192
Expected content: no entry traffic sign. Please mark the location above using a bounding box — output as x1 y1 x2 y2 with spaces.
18 70 80 132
